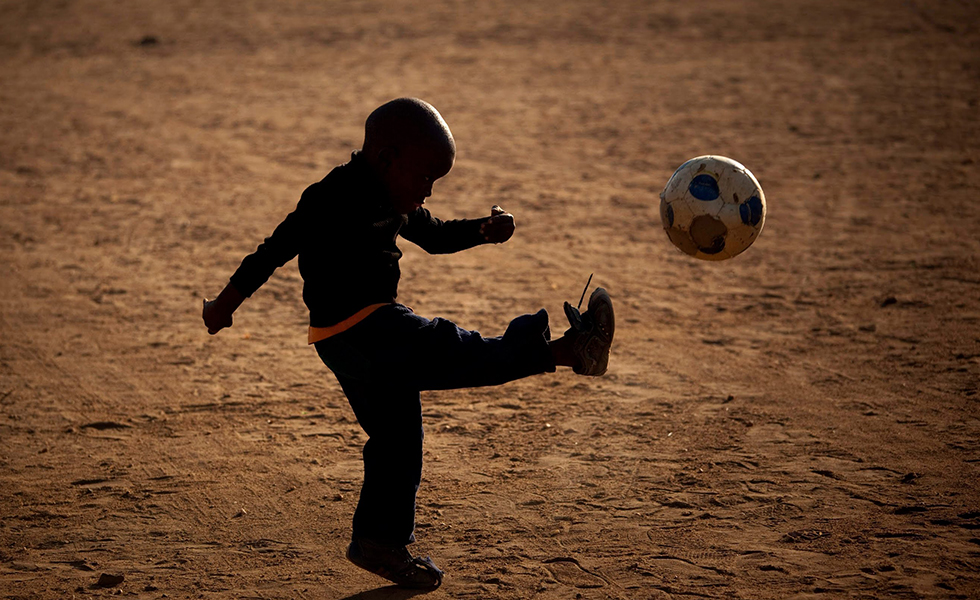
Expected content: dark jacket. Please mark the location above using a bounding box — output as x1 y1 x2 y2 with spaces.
229 152 490 327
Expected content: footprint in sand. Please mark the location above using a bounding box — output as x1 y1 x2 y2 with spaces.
543 557 606 589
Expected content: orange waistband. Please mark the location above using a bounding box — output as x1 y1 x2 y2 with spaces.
308 303 390 344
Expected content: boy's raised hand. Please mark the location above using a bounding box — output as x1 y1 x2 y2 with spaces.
480 205 515 244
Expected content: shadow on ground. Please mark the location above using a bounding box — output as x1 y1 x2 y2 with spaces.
338 585 432 600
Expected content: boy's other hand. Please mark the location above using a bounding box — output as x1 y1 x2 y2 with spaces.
480 205 515 244
203 298 233 335
202 283 245 335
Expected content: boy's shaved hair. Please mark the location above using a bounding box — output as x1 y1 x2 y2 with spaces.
363 98 456 157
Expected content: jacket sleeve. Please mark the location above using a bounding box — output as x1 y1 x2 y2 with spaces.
399 207 491 255
228 190 312 298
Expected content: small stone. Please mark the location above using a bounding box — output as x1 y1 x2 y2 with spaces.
96 573 125 588
901 472 921 484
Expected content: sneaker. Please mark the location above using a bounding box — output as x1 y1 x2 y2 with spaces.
346 538 444 589
563 287 615 376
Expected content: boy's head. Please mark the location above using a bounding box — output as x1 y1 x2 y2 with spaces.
362 98 456 214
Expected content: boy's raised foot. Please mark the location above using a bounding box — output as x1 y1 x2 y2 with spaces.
563 287 615 376
346 538 444 590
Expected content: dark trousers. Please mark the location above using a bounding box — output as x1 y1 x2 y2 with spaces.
314 304 556 546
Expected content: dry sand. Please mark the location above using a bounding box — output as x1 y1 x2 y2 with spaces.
2 1 979 598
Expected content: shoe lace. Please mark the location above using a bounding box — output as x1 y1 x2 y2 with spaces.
576 273 594 311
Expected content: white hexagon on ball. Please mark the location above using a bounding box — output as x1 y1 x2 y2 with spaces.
659 155 767 261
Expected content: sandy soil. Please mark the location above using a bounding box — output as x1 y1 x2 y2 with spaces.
2 1 979 598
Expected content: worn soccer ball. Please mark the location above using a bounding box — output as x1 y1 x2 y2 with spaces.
659 155 766 261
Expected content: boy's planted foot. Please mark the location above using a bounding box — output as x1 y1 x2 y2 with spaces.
346 538 444 589
563 287 615 376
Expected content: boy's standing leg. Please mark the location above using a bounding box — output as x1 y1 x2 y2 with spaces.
335 376 423 548
333 375 446 588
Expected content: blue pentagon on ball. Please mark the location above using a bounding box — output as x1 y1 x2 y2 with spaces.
739 195 764 226
688 174 720 201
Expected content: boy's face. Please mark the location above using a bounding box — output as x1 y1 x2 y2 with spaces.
380 142 455 215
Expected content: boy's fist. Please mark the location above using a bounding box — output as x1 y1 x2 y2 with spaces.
480 205 515 244
203 298 233 335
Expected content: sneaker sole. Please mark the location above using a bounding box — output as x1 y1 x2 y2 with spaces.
576 287 614 376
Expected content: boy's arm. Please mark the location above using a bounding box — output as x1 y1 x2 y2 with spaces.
203 188 314 334
228 202 306 297
401 205 515 254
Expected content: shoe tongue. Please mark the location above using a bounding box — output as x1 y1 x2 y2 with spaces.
563 302 584 331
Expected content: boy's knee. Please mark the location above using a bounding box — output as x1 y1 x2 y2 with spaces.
503 309 551 343
368 427 423 450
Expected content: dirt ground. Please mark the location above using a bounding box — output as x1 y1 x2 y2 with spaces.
2 1 979 598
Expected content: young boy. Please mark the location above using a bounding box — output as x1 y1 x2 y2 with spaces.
202 98 614 589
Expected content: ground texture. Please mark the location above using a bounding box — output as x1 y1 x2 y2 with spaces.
2 1 979 598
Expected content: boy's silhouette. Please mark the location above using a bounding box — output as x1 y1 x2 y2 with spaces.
203 98 614 588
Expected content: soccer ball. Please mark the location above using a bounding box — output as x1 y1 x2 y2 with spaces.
659 155 766 261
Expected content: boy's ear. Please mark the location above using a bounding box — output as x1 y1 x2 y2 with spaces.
375 146 400 172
